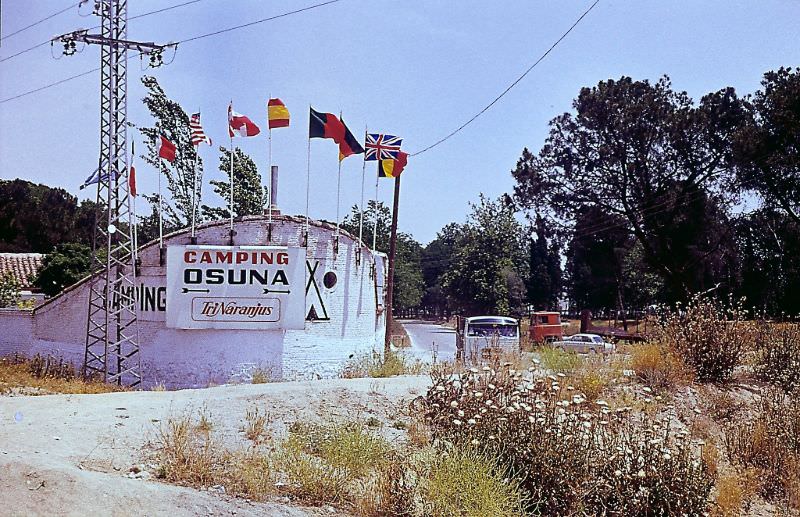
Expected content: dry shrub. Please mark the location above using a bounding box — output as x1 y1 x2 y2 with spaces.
725 390 800 505
155 413 219 485
566 360 614 402
754 321 800 393
422 365 713 515
224 450 274 498
0 353 126 395
715 471 744 517
703 388 745 423
241 406 270 446
655 296 750 383
251 368 271 384
631 342 693 392
276 421 392 507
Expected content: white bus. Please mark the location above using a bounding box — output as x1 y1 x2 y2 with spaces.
455 315 520 363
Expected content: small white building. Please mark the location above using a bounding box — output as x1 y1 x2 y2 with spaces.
0 214 387 388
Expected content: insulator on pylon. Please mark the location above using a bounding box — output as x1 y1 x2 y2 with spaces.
149 49 164 68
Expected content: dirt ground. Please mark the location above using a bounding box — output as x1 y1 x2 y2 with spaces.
0 376 431 517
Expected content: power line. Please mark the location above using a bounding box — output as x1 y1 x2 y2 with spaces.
0 2 79 42
175 0 342 45
0 0 342 104
411 0 602 157
0 0 205 64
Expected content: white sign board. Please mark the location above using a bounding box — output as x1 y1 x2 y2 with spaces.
166 245 305 330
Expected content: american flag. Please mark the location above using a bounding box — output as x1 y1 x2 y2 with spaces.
189 113 212 146
364 133 402 161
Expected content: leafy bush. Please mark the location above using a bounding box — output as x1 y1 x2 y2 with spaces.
725 390 800 504
754 321 800 393
537 346 581 373
422 446 526 517
655 296 750 382
422 364 713 515
631 342 693 392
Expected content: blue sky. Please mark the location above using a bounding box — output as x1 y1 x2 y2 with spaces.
1 0 799 244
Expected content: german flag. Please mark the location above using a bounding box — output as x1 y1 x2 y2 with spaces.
309 107 344 141
378 151 408 178
337 117 364 161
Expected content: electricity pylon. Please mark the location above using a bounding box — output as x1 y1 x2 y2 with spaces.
53 1 173 386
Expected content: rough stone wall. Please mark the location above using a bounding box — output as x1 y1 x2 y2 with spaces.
0 215 386 388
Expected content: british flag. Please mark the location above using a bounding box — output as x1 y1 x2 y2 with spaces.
364 133 402 161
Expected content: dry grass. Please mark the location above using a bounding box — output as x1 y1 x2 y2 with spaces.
341 350 424 378
630 342 693 392
0 354 127 395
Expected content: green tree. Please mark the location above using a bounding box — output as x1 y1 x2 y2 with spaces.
33 243 93 297
0 179 94 252
527 215 562 310
442 195 527 315
202 147 266 220
734 67 800 225
0 271 21 308
139 76 203 227
420 223 465 317
341 201 424 312
513 76 747 301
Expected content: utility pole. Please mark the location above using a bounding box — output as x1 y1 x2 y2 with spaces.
53 1 173 386
383 175 401 355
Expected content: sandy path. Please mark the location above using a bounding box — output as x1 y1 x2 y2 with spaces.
0 376 431 517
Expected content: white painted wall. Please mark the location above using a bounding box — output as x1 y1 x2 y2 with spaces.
0 215 386 388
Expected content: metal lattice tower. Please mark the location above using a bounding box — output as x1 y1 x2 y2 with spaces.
54 0 172 386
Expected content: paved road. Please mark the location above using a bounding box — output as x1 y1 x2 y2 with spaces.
399 319 457 362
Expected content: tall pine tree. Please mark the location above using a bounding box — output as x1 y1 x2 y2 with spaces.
202 147 266 220
139 76 203 228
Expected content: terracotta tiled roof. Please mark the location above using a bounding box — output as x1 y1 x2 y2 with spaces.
0 253 43 289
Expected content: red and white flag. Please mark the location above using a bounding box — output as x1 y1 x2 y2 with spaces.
158 135 176 162
129 141 137 197
190 112 212 146
228 103 260 138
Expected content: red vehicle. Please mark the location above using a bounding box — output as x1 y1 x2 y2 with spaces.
528 311 564 343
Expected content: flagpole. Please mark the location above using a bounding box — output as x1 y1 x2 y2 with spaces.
334 111 343 255
268 122 273 242
372 163 379 251
229 134 234 239
158 159 164 249
191 108 199 241
304 105 311 247
358 127 367 249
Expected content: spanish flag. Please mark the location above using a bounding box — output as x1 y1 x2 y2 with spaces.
378 151 408 178
268 98 290 129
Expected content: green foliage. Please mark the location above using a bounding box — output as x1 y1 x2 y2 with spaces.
0 271 21 308
33 243 92 296
139 76 204 228
420 223 462 316
527 215 561 310
734 67 800 226
202 147 265 220
0 179 96 253
537 346 581 373
340 201 425 312
422 447 526 517
513 76 746 302
442 194 527 315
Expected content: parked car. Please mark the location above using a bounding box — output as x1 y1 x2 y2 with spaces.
550 333 615 355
